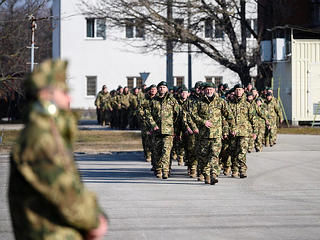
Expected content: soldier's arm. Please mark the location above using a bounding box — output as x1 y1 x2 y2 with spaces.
274 100 284 122
145 101 157 129
221 100 236 133
248 103 258 135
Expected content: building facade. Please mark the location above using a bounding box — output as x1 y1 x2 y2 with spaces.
53 0 258 109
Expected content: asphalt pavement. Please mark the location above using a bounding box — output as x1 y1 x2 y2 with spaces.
0 134 320 240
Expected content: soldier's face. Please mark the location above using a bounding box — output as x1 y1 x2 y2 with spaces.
103 88 108 93
181 91 188 99
119 88 123 94
257 100 262 106
247 84 253 91
247 95 253 102
205 87 215 97
252 89 258 96
267 95 272 101
235 88 244 97
52 88 70 110
150 87 157 96
158 86 168 95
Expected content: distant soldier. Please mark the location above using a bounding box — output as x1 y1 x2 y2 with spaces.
99 86 111 126
94 85 106 125
254 98 270 152
128 87 139 129
264 92 283 146
228 84 257 178
146 81 185 179
192 82 235 185
8 60 107 240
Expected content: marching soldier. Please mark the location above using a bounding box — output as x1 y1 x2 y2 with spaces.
192 82 235 185
94 85 106 125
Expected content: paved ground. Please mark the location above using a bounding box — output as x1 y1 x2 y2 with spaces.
1 134 320 240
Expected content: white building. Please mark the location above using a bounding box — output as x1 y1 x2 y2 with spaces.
52 0 258 109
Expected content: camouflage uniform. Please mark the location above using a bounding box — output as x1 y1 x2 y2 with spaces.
96 91 111 126
192 93 235 183
146 91 185 178
128 92 139 129
228 94 257 177
115 92 130 129
94 90 104 124
253 100 270 152
8 60 103 240
265 96 283 146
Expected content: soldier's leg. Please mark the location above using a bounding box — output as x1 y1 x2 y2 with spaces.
248 135 254 153
198 138 212 184
230 137 240 177
96 108 101 125
159 135 174 179
209 137 222 184
238 137 249 178
153 135 163 178
176 136 185 166
270 123 277 146
255 127 265 152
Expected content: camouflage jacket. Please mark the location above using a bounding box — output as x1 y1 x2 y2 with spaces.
146 92 185 135
138 94 154 131
177 97 198 132
8 101 101 240
229 95 257 137
253 102 270 128
265 97 283 123
115 93 131 110
192 94 235 139
96 92 111 110
94 90 103 107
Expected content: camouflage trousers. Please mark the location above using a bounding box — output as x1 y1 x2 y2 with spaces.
265 122 277 146
196 138 222 177
255 124 266 151
248 134 255 152
141 130 152 160
96 108 101 125
184 134 197 171
172 135 185 163
219 138 231 170
153 134 174 173
229 136 249 174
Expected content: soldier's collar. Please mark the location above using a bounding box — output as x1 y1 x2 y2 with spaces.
34 100 59 117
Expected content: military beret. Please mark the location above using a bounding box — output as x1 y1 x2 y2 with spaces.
180 86 188 92
24 59 68 97
266 92 273 96
256 97 263 102
223 83 229 89
157 81 167 88
234 83 244 89
149 84 157 89
204 82 215 89
252 87 257 91
218 83 224 88
117 85 123 90
190 87 195 92
194 81 203 88
246 92 253 96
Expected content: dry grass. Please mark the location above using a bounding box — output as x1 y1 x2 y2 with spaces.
1 126 319 154
0 130 143 154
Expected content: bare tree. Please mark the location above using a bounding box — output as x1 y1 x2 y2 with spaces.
80 0 262 85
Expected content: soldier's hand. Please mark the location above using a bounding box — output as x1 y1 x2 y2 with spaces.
86 215 108 240
193 129 199 134
205 120 213 128
110 108 113 111
252 134 257 140
266 120 270 125
280 119 283 124
223 134 228 139
231 131 236 137
154 126 159 131
187 127 193 135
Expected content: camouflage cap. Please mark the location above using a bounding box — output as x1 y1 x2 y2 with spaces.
204 82 215 89
194 81 203 89
25 59 68 96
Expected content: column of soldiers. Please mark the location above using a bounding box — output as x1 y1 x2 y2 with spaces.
95 81 283 185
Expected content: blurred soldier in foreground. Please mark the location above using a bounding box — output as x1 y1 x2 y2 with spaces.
8 60 107 240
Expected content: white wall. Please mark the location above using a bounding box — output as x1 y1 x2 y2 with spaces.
53 0 254 109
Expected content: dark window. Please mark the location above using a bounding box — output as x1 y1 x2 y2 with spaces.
86 18 95 38
126 19 134 38
136 77 143 88
96 19 106 39
205 19 213 38
214 76 223 86
87 76 97 96
175 76 184 86
127 77 134 89
135 19 145 38
205 76 213 83
215 23 224 39
311 2 320 26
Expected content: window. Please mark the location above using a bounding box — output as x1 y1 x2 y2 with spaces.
205 76 213 83
126 76 143 89
127 77 134 89
215 23 224 39
86 18 106 39
311 1 320 26
126 19 145 38
214 76 223 86
125 19 134 38
174 76 184 87
86 76 97 96
205 19 213 38
246 19 257 39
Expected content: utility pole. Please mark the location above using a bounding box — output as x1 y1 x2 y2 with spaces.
187 0 192 89
166 0 174 87
28 15 37 72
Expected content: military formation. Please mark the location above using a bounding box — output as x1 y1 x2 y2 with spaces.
96 80 283 185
